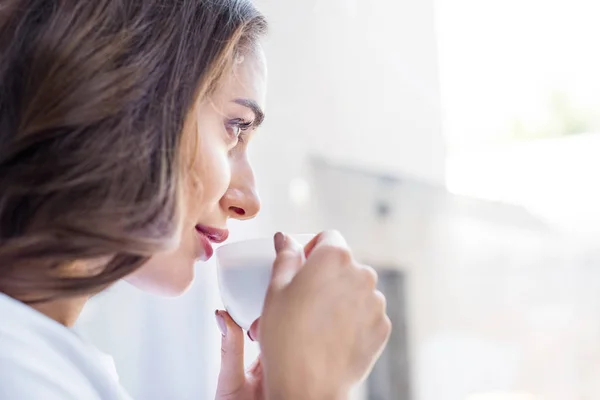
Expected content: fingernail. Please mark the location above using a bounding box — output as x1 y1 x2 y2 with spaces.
215 310 227 337
247 330 255 342
274 232 286 252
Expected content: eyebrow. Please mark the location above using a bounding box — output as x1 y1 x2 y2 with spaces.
233 98 265 128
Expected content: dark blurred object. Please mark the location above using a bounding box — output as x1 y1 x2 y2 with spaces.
367 268 411 400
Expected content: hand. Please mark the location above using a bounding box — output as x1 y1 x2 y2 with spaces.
214 311 263 400
259 231 392 400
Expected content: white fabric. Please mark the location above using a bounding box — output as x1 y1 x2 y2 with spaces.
0 293 132 400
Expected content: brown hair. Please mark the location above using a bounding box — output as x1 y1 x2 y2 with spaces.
0 0 267 301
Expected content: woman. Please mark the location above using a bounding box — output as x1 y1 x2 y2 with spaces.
0 0 391 399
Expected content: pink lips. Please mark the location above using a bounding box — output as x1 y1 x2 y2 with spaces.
195 225 229 261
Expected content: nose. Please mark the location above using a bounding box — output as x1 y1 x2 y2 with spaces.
220 161 261 220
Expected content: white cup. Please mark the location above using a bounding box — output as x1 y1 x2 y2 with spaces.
216 234 315 330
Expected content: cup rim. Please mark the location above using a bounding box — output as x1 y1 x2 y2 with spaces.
216 233 315 255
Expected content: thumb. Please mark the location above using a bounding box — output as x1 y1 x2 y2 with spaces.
215 310 246 396
268 232 305 291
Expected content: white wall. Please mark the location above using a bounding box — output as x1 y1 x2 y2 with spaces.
252 0 445 192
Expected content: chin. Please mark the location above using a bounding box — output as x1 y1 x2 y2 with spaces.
150 279 194 297
125 257 196 297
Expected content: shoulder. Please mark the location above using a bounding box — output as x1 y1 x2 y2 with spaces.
0 360 97 400
0 357 101 399
0 294 128 399
0 331 103 400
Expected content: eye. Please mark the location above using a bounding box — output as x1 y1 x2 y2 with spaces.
229 124 241 138
226 118 254 143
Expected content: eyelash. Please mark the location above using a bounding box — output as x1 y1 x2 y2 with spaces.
227 118 254 144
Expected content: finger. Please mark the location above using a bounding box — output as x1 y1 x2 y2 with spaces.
303 231 354 276
269 232 304 290
303 231 323 258
367 292 392 354
246 355 263 380
304 230 350 259
373 314 392 359
248 318 260 342
358 265 378 290
374 290 387 312
215 310 246 396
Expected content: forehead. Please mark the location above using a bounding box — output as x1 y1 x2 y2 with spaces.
213 48 267 108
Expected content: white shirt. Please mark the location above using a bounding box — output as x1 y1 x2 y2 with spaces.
0 292 132 400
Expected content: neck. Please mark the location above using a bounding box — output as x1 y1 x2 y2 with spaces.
31 296 89 327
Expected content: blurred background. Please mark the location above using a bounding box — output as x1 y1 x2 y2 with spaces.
77 0 600 399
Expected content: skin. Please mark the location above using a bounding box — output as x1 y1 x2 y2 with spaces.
126 49 267 296
34 48 267 326
28 45 391 400
215 231 393 400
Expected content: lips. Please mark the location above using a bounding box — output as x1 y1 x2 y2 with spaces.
195 225 229 243
194 225 229 262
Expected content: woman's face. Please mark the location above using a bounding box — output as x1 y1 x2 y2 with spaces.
127 48 267 295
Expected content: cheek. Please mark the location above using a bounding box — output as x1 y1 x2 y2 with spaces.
187 134 232 212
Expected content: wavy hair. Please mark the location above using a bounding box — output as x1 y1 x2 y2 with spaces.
0 0 267 300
